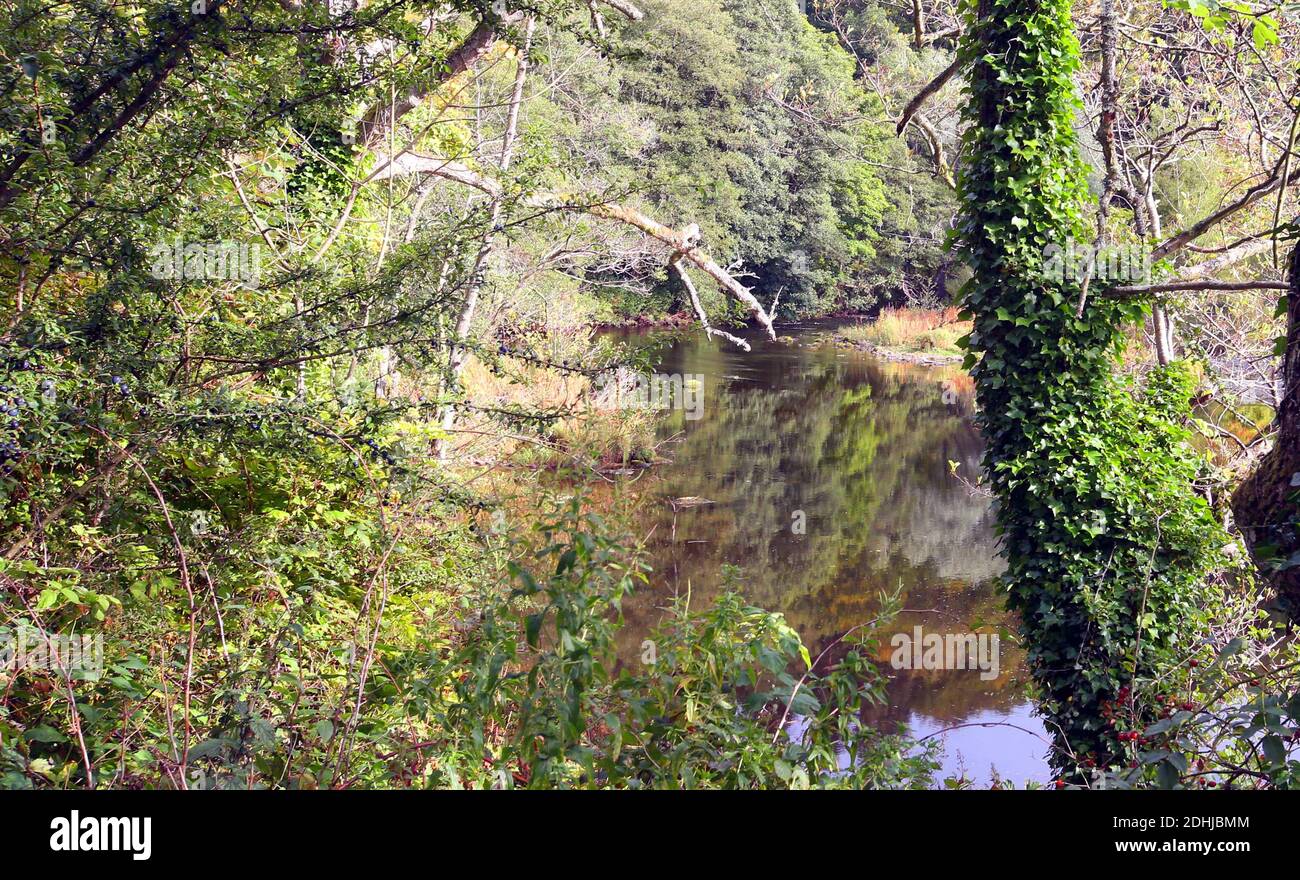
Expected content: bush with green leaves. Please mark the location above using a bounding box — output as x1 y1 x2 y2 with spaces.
1093 612 1300 790
0 486 938 789
418 500 939 789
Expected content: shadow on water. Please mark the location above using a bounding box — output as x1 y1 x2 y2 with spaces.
601 319 1051 786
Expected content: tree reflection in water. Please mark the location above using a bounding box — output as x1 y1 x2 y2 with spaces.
601 320 1051 785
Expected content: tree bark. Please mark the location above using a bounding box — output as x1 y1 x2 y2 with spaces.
895 57 961 135
1232 242 1300 611
1152 304 1174 365
358 20 505 148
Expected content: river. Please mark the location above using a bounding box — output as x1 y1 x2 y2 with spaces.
603 319 1052 786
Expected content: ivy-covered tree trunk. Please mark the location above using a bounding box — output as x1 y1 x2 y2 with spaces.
1233 244 1300 611
958 0 1223 774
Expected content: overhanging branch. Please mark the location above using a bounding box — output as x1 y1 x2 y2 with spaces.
1105 280 1288 297
373 154 776 338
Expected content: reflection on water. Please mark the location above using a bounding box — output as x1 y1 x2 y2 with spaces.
608 320 1051 786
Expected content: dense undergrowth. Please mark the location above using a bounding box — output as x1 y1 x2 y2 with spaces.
1 488 941 789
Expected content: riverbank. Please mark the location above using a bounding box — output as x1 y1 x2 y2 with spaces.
829 307 970 365
592 312 696 332
836 338 964 366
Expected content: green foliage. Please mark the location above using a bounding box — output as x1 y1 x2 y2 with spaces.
604 0 897 316
1084 612 1300 790
806 1 961 308
1166 0 1283 46
0 0 992 791
956 0 1226 774
427 502 939 789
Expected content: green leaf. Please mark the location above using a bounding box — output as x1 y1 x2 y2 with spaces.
1156 759 1181 789
23 725 66 743
1208 637 1243 672
525 612 544 648
1252 19 1279 49
1261 734 1286 765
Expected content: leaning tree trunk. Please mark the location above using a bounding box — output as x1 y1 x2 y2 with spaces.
1233 243 1300 612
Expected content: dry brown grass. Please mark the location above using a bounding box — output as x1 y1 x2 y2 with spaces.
842 307 971 355
452 345 658 470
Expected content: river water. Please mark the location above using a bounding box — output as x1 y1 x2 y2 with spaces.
606 319 1052 786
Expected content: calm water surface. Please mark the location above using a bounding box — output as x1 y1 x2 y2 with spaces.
607 319 1051 786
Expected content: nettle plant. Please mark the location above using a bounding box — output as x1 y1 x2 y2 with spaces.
955 0 1226 775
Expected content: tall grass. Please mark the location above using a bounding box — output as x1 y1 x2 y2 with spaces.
457 332 658 470
843 307 971 355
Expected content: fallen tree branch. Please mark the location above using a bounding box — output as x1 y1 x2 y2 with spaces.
376 154 776 337
671 255 751 350
575 200 776 338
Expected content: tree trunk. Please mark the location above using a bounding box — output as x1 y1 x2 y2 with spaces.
1233 242 1300 611
1152 303 1175 366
